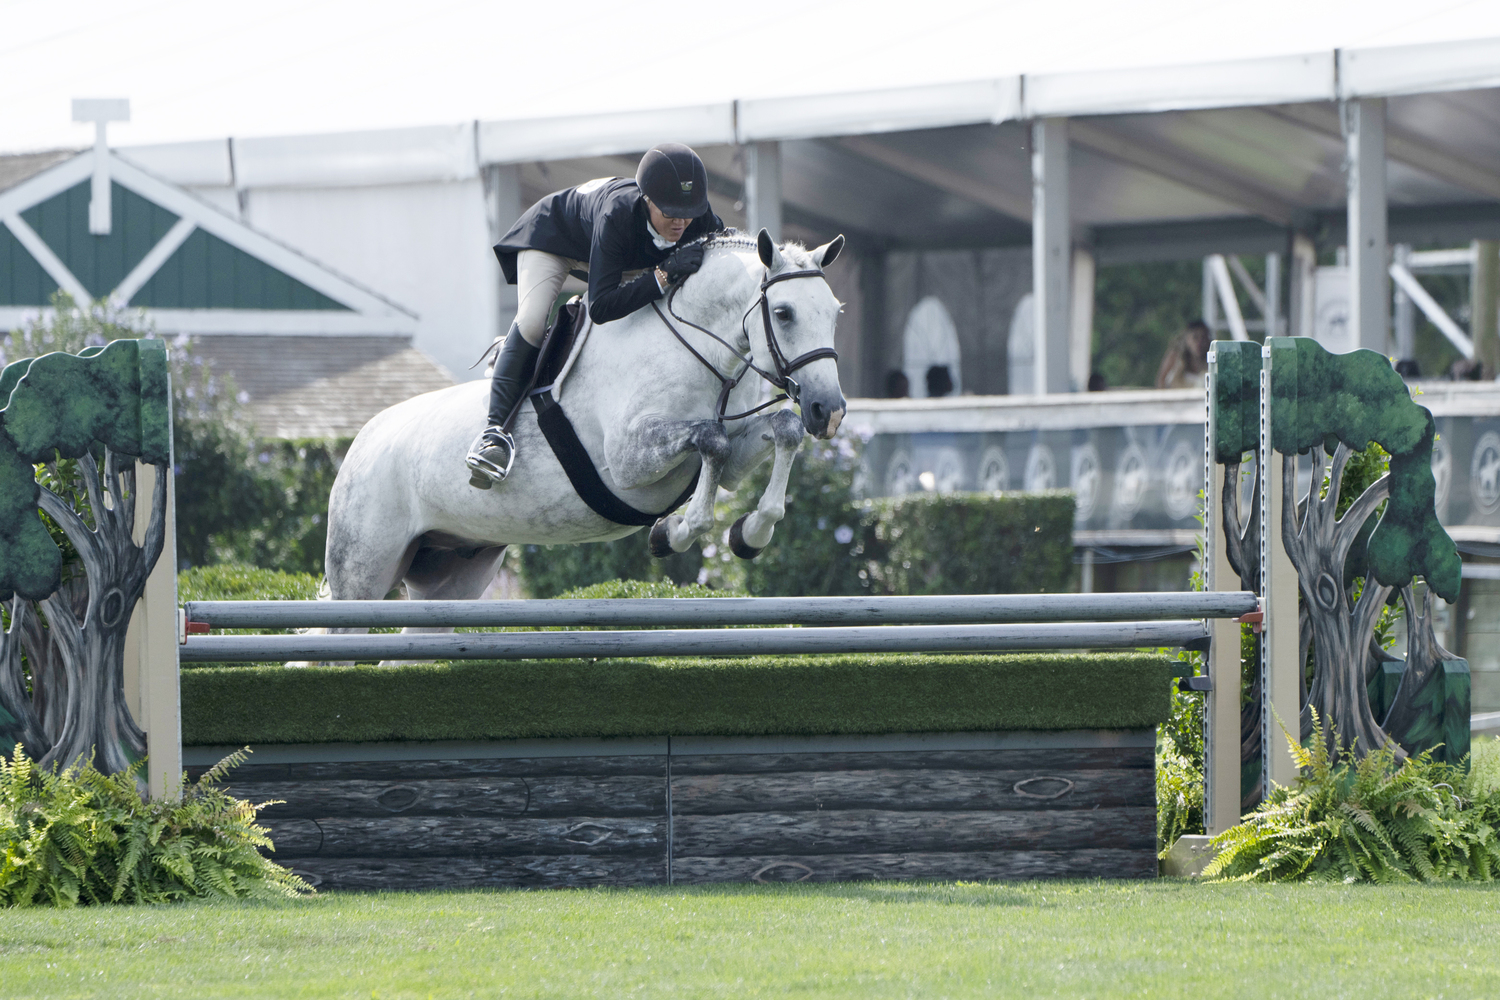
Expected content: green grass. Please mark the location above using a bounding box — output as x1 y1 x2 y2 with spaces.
2 881 1498 998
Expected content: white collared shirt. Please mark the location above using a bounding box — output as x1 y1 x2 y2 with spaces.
646 220 676 250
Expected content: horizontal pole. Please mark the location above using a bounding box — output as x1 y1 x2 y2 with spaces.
184 592 1257 630
179 620 1210 663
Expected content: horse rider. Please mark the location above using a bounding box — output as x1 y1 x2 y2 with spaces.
467 142 726 488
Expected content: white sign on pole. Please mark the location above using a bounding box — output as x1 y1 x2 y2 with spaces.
1312 265 1352 353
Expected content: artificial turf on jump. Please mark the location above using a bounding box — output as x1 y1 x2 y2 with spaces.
2 880 1497 999
180 652 1173 745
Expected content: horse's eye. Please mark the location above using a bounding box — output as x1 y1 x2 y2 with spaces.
773 306 794 323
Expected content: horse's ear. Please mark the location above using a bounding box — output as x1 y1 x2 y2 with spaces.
814 234 845 268
757 228 778 269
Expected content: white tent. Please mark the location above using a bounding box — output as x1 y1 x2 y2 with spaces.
5 1 1500 155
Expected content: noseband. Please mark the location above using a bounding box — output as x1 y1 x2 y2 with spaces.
752 268 841 402
650 262 838 423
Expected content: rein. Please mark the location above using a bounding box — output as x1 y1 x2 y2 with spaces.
650 260 838 424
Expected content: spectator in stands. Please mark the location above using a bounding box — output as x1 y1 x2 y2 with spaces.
925 365 954 398
1155 319 1212 389
885 370 910 398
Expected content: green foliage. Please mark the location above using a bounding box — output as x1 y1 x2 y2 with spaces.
867 491 1076 596
720 434 870 597
1092 260 1207 389
1157 717 1205 855
196 439 345 573
181 653 1174 746
553 579 739 601
517 533 701 598
1157 510 1208 852
518 532 649 599
0 746 310 906
1471 737 1500 797
178 564 322 603
1205 710 1500 882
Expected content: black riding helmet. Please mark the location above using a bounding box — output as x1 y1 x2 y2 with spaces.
636 143 711 219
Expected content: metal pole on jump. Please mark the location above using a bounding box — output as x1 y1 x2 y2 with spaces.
1204 344 1247 836
180 619 1219 664
183 591 1258 631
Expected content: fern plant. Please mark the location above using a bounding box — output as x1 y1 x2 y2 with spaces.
0 747 311 906
1204 711 1500 883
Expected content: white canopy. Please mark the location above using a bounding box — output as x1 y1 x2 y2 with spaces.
4 0 1500 158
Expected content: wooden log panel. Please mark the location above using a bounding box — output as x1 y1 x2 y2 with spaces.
673 849 1156 884
668 747 1152 776
231 778 528 818
264 814 665 859
671 768 1151 815
191 742 1157 890
229 774 664 820
287 855 666 892
188 754 668 784
673 807 1155 857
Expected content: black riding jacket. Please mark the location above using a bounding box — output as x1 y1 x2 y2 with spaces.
493 177 724 325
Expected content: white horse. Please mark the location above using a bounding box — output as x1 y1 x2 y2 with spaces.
319 230 846 619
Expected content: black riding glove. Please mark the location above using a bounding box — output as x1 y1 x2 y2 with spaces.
661 244 705 284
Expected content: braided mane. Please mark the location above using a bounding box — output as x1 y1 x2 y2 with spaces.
686 228 819 270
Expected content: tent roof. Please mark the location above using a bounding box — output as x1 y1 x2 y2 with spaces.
8 3 1500 259
4 1 1500 155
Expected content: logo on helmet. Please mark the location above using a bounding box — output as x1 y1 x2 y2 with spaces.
680 181 694 193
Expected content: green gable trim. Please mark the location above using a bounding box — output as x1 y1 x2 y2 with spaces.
130 228 350 311
20 181 178 299
0 225 58 307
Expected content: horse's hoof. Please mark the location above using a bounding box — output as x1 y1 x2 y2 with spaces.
648 517 675 558
729 514 764 560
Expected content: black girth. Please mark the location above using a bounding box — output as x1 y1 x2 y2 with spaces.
525 299 699 527
532 388 699 527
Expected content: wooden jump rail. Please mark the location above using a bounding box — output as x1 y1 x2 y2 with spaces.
177 591 1260 663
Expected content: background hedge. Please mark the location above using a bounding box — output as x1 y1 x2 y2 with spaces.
517 437 1076 598
181 652 1172 745
866 491 1076 596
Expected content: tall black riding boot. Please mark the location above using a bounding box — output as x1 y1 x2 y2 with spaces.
465 325 541 489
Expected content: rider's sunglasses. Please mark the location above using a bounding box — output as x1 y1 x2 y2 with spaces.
647 198 692 222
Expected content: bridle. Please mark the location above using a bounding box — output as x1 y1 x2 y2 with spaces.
649 251 838 423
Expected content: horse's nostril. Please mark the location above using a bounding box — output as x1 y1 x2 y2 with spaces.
810 401 827 422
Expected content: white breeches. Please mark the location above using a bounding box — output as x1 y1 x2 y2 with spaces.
515 250 585 346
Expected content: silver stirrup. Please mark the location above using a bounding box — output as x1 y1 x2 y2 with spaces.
465 429 515 489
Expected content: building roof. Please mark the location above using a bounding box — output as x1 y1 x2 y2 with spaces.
0 151 74 194
0 149 417 332
193 335 453 440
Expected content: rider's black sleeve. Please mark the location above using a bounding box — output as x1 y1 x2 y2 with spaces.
585 206 724 325
586 218 663 325
587 269 662 326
